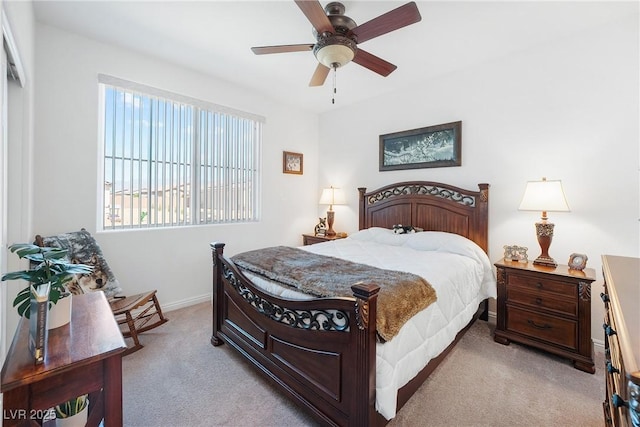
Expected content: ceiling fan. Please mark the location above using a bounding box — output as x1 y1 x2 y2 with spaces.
251 1 422 87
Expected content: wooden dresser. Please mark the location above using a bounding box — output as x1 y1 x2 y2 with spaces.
494 258 596 373
601 255 640 427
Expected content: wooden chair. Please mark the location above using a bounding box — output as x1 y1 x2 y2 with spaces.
109 290 168 355
35 230 168 355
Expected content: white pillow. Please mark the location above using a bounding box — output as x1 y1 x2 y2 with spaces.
347 227 409 246
403 231 482 259
346 227 392 240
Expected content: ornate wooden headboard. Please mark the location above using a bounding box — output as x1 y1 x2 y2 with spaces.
358 181 490 253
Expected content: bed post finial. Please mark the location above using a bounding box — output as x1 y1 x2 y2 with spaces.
358 187 367 230
478 183 489 203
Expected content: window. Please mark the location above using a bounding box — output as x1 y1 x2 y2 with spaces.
99 75 263 230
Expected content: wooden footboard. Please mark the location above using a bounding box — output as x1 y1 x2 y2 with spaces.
211 242 380 426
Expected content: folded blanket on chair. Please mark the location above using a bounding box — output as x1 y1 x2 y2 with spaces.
231 246 437 341
39 229 122 297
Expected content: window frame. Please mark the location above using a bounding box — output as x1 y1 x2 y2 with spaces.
97 75 263 231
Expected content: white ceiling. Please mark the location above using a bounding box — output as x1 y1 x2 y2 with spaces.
33 1 637 114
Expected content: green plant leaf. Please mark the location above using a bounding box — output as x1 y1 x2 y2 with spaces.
13 288 31 318
3 242 93 317
55 394 88 418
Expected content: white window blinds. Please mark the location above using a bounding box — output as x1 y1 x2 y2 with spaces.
99 75 263 229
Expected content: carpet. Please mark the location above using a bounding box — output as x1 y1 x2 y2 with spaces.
122 302 604 426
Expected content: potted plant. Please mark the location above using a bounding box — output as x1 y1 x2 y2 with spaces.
54 394 89 426
3 245 93 424
1 243 92 322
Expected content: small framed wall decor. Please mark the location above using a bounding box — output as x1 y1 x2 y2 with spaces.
283 151 303 175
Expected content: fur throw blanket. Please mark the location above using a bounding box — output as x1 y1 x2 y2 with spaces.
232 246 437 342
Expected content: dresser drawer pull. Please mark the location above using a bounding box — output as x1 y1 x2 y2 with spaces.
612 394 628 408
606 361 620 374
535 282 543 289
601 292 610 303
527 319 552 330
603 323 617 336
535 297 542 305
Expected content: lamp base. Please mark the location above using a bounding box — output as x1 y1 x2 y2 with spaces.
534 222 557 268
533 255 558 268
326 210 336 237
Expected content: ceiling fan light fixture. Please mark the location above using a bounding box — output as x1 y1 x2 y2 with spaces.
313 36 356 68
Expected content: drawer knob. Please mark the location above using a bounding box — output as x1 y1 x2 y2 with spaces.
527 319 552 330
535 298 542 305
536 282 543 289
603 323 617 336
601 292 610 303
606 361 620 374
612 393 628 408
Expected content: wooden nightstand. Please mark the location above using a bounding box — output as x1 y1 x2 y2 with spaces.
494 258 596 373
302 234 345 246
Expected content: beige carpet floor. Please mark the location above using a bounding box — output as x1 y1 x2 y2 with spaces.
122 302 605 426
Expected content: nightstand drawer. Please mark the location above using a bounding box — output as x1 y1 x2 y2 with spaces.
506 306 577 350
507 288 577 317
508 273 577 298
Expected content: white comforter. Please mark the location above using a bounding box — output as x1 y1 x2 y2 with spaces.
243 227 496 420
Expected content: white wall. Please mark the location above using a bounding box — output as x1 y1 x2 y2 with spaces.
29 23 319 325
2 0 35 358
318 13 639 341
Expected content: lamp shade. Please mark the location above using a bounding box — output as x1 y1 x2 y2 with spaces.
518 178 570 212
319 187 346 208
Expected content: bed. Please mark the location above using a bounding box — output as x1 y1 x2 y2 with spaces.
210 181 494 426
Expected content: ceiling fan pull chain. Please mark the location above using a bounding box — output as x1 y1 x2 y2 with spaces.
332 65 337 104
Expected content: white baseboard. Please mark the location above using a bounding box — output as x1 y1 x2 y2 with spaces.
162 293 211 312
593 338 605 354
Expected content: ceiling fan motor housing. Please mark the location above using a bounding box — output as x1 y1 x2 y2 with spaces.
312 2 358 68
313 36 356 68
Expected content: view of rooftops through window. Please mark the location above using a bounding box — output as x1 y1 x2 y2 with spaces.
101 81 262 230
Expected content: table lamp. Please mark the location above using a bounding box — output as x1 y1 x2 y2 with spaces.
319 186 346 237
518 177 570 267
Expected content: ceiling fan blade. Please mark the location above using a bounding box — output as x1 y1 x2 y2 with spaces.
351 2 422 44
294 0 334 34
251 44 314 55
309 63 330 87
352 49 397 77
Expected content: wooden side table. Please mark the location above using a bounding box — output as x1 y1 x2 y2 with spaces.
302 234 345 246
494 258 596 373
1 292 127 426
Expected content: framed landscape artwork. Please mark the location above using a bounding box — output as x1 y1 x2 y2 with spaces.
379 121 462 171
283 151 303 175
